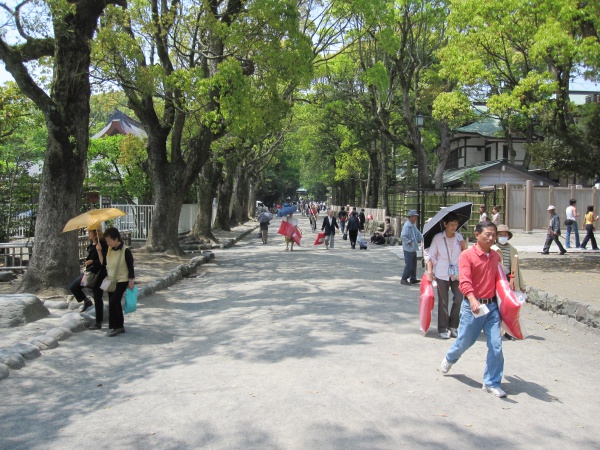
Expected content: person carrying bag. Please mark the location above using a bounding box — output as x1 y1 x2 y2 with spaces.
101 227 135 337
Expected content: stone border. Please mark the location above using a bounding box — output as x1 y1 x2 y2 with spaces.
527 287 600 329
0 251 216 381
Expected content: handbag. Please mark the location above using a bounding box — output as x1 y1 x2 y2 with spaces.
343 233 348 241
101 247 126 293
564 219 574 226
444 237 459 281
124 286 138 314
81 270 98 288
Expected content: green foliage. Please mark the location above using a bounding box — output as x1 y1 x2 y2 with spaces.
0 89 45 240
460 169 481 188
87 135 153 204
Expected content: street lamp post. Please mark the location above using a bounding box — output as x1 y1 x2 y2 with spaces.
415 114 424 229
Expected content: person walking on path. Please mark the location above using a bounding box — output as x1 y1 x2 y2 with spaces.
400 210 423 286
346 210 360 249
425 213 467 339
259 220 270 245
580 205 599 250
338 206 348 235
440 221 507 398
283 213 300 251
101 227 135 337
542 205 567 255
321 210 340 250
565 199 580 249
69 224 108 327
492 224 526 341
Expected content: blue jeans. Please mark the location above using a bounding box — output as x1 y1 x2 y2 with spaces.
402 250 418 282
445 300 504 387
565 222 580 248
340 220 346 234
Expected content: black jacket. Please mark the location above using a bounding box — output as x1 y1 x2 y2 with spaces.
358 211 366 231
86 239 108 274
321 216 339 235
346 215 360 231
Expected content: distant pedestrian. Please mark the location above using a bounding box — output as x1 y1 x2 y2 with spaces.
347 210 360 249
580 205 599 250
102 227 135 337
400 210 423 285
542 205 566 255
358 209 366 232
338 206 348 235
321 210 339 250
565 199 580 249
259 220 270 244
479 204 488 222
491 206 501 226
440 221 507 398
283 213 299 251
425 212 467 339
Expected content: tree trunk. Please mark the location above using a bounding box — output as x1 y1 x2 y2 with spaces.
434 121 452 189
143 172 185 255
379 134 389 213
215 164 234 231
13 2 114 293
192 162 217 241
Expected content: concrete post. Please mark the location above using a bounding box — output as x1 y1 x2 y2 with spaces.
525 180 533 233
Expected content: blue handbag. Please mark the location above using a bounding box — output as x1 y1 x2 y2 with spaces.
124 286 138 314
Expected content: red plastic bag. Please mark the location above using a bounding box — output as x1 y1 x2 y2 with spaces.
290 227 302 246
419 277 435 333
314 232 326 245
278 220 294 237
496 264 527 339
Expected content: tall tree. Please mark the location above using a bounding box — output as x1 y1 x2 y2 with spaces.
0 0 125 293
95 0 312 253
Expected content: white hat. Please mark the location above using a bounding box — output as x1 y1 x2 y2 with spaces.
547 205 555 211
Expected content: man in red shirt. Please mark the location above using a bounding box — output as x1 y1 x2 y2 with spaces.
440 221 507 398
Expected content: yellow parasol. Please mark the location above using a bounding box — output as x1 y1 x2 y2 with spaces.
62 208 126 233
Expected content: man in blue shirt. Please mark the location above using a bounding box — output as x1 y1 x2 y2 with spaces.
401 210 424 285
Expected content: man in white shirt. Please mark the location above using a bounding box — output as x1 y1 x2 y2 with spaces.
565 199 580 249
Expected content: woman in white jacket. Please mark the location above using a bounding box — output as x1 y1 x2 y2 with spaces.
425 213 467 339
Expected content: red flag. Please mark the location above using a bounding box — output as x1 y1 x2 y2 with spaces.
314 232 326 245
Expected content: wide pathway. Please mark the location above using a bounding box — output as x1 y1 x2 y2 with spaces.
2 216 600 449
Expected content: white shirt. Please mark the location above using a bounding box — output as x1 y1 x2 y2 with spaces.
428 231 464 281
565 205 576 221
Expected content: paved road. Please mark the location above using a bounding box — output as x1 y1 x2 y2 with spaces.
2 216 600 449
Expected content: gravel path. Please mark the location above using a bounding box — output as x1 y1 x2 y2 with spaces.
1 217 600 448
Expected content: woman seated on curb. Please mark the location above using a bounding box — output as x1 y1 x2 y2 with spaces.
69 224 108 327
425 213 467 339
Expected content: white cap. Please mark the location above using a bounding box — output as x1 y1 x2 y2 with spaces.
547 205 555 211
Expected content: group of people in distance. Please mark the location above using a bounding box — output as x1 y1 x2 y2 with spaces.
69 225 135 337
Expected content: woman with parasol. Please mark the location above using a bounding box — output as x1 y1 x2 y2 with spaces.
69 224 108 326
423 206 471 339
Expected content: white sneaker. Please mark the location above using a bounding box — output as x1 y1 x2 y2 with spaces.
482 385 507 398
450 328 458 338
439 331 451 339
440 358 453 374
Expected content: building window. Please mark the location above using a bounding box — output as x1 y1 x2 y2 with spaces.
446 150 459 169
503 144 509 160
485 146 491 162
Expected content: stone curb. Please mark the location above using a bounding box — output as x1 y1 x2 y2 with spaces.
0 248 221 381
526 287 600 329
